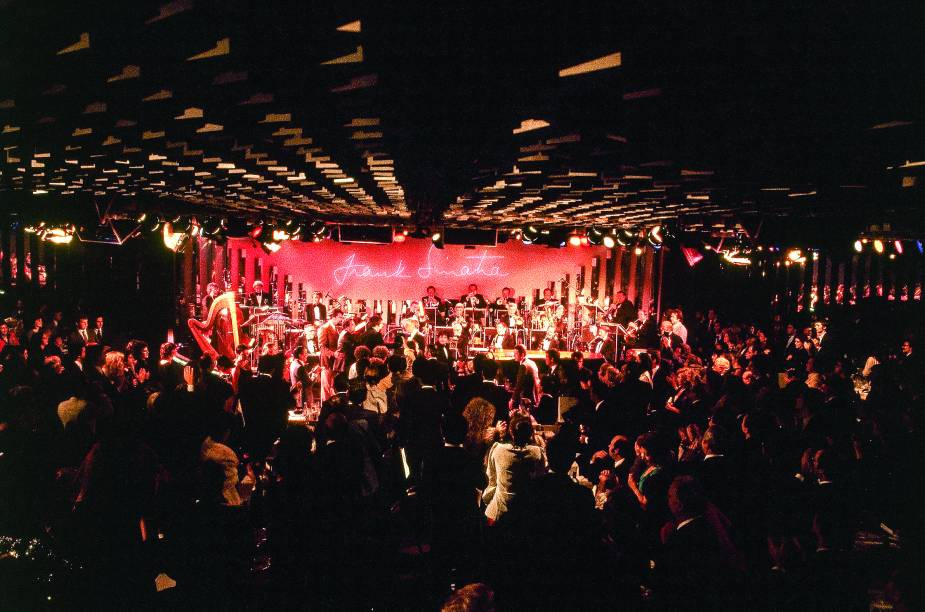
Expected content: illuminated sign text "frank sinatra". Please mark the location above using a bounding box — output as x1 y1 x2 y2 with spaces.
332 246 508 286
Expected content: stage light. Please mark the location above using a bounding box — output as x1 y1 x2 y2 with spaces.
272 228 291 241
261 240 282 254
634 245 643 256
722 250 752 265
568 234 582 247
889 253 896 260
786 249 806 263
201 217 225 236
431 230 444 249
393 231 406 243
42 226 75 244
163 223 186 252
521 225 541 244
917 240 924 254
894 240 903 255
854 240 863 253
811 251 819 261
586 226 604 246
647 225 664 248
616 228 636 247
602 235 616 249
308 220 328 239
873 239 884 254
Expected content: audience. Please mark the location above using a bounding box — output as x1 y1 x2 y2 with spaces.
0 291 920 610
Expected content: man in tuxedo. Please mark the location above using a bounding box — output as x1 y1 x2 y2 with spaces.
660 475 730 609
658 320 683 358
69 316 93 351
607 290 636 327
305 291 328 324
472 359 511 423
511 344 539 408
91 316 106 346
545 349 561 378
460 283 487 309
360 315 385 351
420 413 486 579
402 318 427 356
431 331 454 365
492 320 516 351
401 363 450 480
588 434 634 484
590 327 615 361
246 280 273 308
813 320 835 369
697 426 741 522
421 285 446 324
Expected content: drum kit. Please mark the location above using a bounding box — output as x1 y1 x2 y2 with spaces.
243 304 311 352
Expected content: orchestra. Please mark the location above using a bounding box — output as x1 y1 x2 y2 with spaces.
190 281 659 377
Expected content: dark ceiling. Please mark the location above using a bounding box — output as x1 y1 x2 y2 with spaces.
1 0 923 234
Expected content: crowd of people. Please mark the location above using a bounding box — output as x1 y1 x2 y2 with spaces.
0 292 921 611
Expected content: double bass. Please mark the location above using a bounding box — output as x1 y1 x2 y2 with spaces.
188 292 249 360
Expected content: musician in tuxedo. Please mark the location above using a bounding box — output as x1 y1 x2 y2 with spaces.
590 327 615 360
540 326 560 352
421 285 447 324
460 283 487 309
493 320 516 351
492 286 517 310
606 290 636 327
246 280 273 308
403 317 428 356
305 291 328 324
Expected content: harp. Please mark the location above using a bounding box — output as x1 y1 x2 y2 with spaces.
187 292 246 360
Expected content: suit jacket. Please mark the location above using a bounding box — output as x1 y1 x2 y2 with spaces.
405 330 427 356
432 344 453 364
612 300 636 326
91 327 105 346
472 380 512 423
493 330 516 350
360 330 385 351
69 329 92 350
512 359 539 406
246 291 273 308
590 337 615 360
305 303 328 324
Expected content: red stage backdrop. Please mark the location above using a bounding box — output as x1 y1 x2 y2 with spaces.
195 237 660 316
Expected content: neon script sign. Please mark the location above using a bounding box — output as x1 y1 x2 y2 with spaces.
332 246 509 286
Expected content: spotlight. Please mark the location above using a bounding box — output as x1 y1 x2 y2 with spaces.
272 228 291 241
431 230 444 249
201 217 226 237
393 229 407 243
163 223 187 252
41 225 76 245
786 249 806 263
586 226 604 246
602 235 616 249
568 234 582 247
647 225 664 248
873 239 884 254
261 240 282 254
853 240 863 253
521 225 541 244
894 240 903 255
616 228 636 247
811 251 819 261
308 220 328 239
889 253 896 260
634 245 643 256
142 216 164 233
